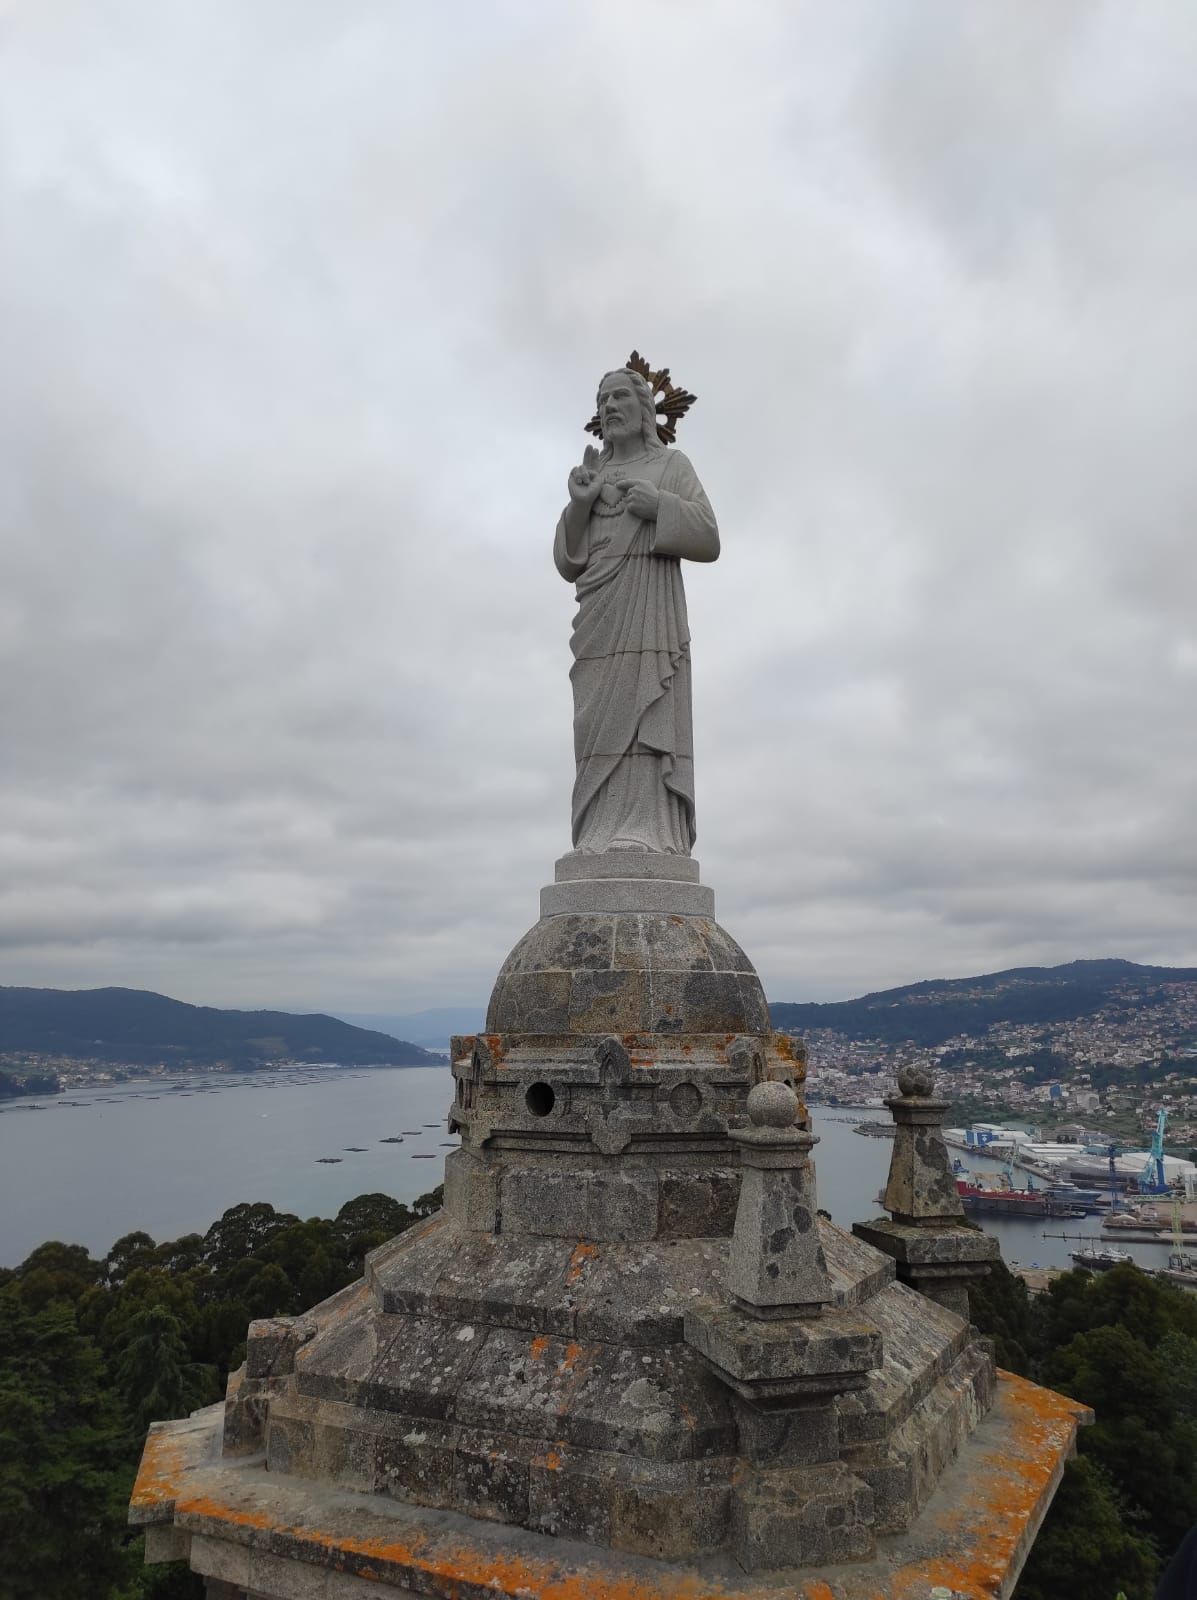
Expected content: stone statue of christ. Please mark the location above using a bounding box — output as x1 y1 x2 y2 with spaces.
554 367 719 855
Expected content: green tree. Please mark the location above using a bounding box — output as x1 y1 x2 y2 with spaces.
0 1190 438 1597
152 1234 206 1277
201 1202 297 1272
110 1305 218 1438
1158 1329 1197 1421
1042 1322 1197 1554
412 1185 444 1218
334 1193 412 1268
1014 1456 1158 1600
0 1296 129 1599
107 1233 159 1289
967 1256 1037 1374
10 1240 106 1312
241 1263 295 1320
335 1192 410 1238
190 1296 252 1379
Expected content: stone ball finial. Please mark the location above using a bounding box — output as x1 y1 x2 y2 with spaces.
897 1064 935 1098
746 1080 799 1129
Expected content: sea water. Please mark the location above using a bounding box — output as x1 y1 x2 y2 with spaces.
0 1070 1178 1274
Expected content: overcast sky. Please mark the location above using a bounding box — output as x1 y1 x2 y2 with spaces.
2 2 1195 1016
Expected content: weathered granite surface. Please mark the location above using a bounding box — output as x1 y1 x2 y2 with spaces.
555 852 701 882
133 871 1086 1592
169 1190 1003 1579
855 1068 1000 1319
133 1370 1091 1600
881 1067 966 1225
556 365 718 856
132 868 1086 1595
442 899 800 1245
721 1081 832 1315
485 904 769 1037
540 878 715 915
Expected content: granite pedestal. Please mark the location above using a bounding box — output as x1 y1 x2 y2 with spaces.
132 856 1085 1597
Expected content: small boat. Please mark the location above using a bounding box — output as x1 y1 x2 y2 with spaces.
1070 1247 1134 1271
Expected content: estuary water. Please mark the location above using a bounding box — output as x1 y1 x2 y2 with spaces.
0 1069 1179 1275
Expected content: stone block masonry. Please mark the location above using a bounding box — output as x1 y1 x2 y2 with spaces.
132 860 1086 1595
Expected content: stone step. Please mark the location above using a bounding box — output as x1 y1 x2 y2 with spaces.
365 1214 896 1346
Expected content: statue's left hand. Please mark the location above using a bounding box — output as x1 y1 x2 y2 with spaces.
621 480 660 521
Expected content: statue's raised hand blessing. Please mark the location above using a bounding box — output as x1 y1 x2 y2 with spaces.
567 445 603 507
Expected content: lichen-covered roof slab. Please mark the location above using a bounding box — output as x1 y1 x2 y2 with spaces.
132 1370 1090 1600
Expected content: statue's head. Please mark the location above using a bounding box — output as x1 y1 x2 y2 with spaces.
596 368 664 455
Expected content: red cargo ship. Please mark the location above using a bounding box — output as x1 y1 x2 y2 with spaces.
955 1176 1047 1217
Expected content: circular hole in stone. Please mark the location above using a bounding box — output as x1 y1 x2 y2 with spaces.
525 1082 555 1117
669 1081 702 1117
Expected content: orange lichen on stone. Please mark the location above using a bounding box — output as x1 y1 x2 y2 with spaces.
528 1335 550 1361
129 1426 189 1516
889 1371 1091 1600
557 1342 584 1374
132 1361 1088 1600
299 1524 756 1600
566 1241 599 1285
173 1492 276 1535
318 1278 373 1331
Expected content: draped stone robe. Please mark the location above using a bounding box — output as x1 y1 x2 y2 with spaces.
554 447 719 855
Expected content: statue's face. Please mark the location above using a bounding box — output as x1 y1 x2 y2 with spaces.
598 374 644 445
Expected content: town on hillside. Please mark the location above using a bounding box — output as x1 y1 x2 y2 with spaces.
797 972 1197 1158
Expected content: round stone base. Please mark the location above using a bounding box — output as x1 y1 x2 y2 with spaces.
487 909 769 1036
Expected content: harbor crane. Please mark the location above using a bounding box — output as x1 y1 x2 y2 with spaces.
1137 1108 1172 1197
1002 1146 1033 1193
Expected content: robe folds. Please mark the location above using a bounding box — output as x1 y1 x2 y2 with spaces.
554 447 719 855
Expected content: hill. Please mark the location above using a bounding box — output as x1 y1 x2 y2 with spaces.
335 1007 486 1052
0 986 441 1070
769 959 1197 1047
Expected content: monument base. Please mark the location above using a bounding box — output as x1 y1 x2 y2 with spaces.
132 1371 1089 1600
130 851 1087 1592
542 854 713 915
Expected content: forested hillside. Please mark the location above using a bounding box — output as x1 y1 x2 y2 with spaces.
0 986 439 1069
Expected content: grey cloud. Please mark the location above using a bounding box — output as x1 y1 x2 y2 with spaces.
1 1 1194 1013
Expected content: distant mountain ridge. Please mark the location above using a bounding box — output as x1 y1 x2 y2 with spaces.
0 986 440 1068
336 1007 486 1052
769 958 1197 1047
